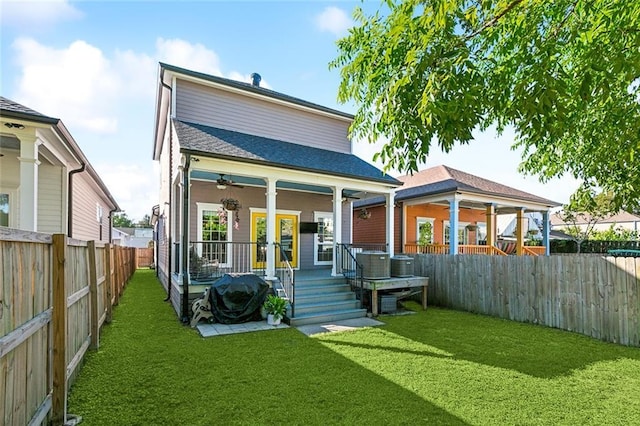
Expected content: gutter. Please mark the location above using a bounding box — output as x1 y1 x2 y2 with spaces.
67 162 86 237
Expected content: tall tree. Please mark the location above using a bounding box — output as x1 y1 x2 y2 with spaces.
112 212 133 228
331 0 640 211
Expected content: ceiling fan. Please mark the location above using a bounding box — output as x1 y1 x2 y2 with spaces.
216 174 244 190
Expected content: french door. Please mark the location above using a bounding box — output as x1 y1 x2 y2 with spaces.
251 212 298 268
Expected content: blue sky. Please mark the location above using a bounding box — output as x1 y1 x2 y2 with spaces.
1 0 579 221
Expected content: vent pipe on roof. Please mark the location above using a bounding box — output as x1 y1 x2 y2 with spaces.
250 73 261 87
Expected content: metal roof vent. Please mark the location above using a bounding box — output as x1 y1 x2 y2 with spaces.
250 73 261 87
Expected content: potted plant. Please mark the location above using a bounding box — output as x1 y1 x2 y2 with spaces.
358 208 371 220
221 197 241 211
263 294 287 325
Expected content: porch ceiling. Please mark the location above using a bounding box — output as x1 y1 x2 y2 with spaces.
191 170 361 197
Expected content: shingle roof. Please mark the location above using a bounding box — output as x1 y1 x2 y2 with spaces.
174 119 400 186
160 63 354 120
396 165 560 206
356 165 560 207
0 96 58 124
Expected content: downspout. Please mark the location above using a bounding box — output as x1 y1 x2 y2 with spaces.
67 162 86 237
108 208 118 244
181 153 191 323
163 79 174 301
162 79 175 302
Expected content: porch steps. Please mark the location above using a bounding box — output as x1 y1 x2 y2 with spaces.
286 275 367 327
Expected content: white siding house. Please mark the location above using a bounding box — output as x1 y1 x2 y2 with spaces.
0 97 120 242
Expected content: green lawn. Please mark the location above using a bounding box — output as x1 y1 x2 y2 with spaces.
68 269 640 425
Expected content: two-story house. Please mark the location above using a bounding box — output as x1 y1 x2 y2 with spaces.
152 63 401 324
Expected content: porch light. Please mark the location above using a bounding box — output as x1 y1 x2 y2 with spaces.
217 183 227 190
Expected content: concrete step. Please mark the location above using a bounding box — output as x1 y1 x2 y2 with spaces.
287 308 368 327
293 299 361 316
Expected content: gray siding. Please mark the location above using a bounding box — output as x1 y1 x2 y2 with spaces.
38 162 65 234
175 80 351 154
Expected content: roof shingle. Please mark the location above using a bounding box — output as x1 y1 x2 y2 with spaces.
174 119 400 186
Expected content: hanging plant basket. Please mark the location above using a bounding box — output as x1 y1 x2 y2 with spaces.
358 208 372 220
221 198 241 211
466 224 478 231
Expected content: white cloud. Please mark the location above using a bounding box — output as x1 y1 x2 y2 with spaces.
12 37 120 133
156 38 223 77
0 0 83 28
7 35 277 220
96 163 159 220
315 6 353 37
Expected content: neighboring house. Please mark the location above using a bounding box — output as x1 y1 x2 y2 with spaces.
152 63 401 321
112 227 131 246
0 97 119 242
114 227 153 248
550 211 640 234
353 165 561 255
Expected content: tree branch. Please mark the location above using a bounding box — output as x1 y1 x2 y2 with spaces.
465 0 525 40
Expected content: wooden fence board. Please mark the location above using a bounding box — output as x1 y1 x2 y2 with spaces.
413 254 640 347
1 230 135 425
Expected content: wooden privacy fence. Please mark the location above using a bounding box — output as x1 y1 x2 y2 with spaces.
0 229 135 426
413 254 640 347
136 247 154 268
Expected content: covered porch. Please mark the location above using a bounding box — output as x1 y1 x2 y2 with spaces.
164 123 401 320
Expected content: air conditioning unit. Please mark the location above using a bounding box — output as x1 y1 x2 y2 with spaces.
391 256 414 277
356 251 390 279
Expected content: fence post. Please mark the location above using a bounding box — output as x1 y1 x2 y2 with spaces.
88 240 99 350
52 234 67 425
105 243 113 323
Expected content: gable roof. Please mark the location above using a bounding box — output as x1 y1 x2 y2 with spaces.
396 165 559 206
174 119 400 186
159 62 354 121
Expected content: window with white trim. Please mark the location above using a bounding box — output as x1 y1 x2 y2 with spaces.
416 217 435 244
196 203 232 266
444 220 470 244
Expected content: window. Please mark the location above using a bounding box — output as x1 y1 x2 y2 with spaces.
444 221 470 244
416 217 434 244
196 203 231 266
96 203 103 222
0 193 9 227
314 212 333 265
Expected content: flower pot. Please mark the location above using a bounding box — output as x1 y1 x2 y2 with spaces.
267 313 281 326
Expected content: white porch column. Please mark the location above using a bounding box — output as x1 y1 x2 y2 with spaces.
542 211 551 256
18 134 40 231
386 191 395 256
265 177 277 279
331 186 343 276
448 196 460 255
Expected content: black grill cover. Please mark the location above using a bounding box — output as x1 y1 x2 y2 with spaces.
208 274 269 324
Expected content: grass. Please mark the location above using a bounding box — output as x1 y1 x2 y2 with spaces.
68 269 640 425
